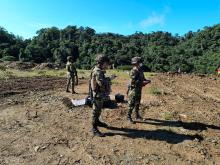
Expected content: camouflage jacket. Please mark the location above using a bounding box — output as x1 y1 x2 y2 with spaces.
129 67 146 91
66 62 77 76
90 66 109 98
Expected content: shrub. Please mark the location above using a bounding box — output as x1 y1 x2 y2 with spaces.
1 56 17 61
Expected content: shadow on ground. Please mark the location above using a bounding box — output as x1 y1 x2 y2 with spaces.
135 118 220 131
105 126 203 144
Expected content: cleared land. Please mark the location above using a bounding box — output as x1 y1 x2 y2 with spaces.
0 70 220 165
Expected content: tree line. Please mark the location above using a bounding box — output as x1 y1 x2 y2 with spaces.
0 24 220 73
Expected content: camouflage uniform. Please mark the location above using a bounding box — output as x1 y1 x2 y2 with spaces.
91 66 108 124
127 57 149 122
128 67 146 119
66 57 78 94
90 54 110 137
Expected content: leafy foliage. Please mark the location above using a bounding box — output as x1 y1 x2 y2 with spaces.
1 55 17 61
0 24 220 73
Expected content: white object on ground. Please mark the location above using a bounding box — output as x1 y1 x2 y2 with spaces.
71 99 86 106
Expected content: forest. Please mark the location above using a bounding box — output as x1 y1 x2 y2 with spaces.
0 24 220 73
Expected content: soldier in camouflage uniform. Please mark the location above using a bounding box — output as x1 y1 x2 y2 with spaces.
90 54 110 137
127 57 151 124
66 56 78 94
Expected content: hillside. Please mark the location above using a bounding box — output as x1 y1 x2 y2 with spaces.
0 24 220 73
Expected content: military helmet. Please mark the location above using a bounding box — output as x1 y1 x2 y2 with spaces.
95 54 110 64
67 56 73 61
131 56 142 64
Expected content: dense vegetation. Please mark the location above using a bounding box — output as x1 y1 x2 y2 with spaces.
0 24 220 73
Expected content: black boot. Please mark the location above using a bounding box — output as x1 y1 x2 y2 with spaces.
127 114 135 124
92 126 105 137
97 120 108 128
72 91 77 94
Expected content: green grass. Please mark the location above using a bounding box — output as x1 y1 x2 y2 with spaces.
0 67 155 81
163 112 174 120
0 68 65 79
144 72 156 77
0 70 14 80
149 87 162 95
0 67 92 80
0 65 7 71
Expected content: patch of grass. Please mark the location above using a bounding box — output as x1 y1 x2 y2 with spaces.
0 65 7 71
58 71 66 77
116 65 132 71
108 69 130 80
149 87 162 95
144 72 156 77
37 70 47 76
0 68 91 79
111 80 120 85
0 70 14 79
34 69 67 77
0 68 156 83
163 112 174 120
214 144 220 149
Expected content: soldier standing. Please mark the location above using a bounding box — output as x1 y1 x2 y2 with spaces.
66 56 78 94
127 57 151 124
90 54 110 137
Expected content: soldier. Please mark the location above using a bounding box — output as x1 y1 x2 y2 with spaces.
66 56 78 94
127 57 151 124
90 54 110 137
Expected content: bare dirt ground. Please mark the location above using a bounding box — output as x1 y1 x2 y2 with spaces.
0 73 220 165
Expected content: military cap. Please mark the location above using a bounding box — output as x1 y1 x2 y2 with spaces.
131 56 142 64
95 54 110 64
67 56 73 61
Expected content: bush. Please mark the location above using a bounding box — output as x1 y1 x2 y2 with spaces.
1 56 17 61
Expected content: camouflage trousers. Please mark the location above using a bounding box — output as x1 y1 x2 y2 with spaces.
128 88 142 117
66 73 75 92
92 97 104 126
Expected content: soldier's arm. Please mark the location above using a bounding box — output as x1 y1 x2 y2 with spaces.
129 69 139 86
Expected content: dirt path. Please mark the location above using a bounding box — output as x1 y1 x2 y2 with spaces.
0 74 220 165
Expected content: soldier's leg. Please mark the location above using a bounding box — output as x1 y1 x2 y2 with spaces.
66 75 71 92
135 94 142 119
128 90 135 123
92 98 105 137
71 76 76 94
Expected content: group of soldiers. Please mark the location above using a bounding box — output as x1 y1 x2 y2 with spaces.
65 54 151 137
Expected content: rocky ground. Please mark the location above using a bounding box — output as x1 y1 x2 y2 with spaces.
0 73 220 165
